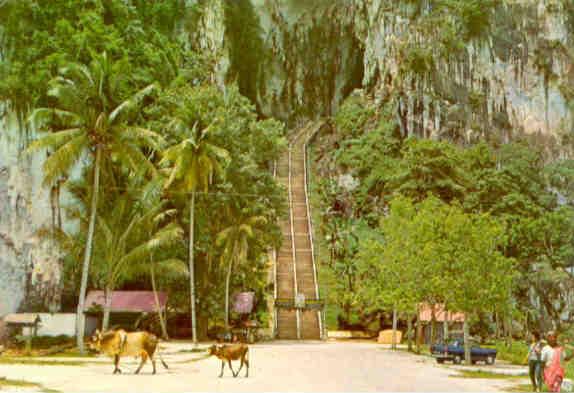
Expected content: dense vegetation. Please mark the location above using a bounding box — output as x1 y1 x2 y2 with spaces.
312 91 574 344
1 0 286 349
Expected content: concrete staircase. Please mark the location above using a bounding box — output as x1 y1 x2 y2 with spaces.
274 122 322 340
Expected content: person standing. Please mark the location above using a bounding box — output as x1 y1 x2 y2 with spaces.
525 331 544 392
541 331 574 392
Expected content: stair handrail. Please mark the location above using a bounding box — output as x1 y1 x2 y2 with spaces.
303 121 324 339
288 126 306 340
272 159 278 338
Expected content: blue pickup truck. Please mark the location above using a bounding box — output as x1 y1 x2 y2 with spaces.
431 340 497 365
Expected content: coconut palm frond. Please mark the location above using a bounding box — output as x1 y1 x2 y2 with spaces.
42 135 88 186
155 258 188 278
109 83 157 125
138 176 165 209
113 142 157 177
119 223 183 267
122 127 166 151
28 108 82 130
26 128 83 154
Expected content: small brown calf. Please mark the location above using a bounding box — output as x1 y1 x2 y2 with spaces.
208 343 249 378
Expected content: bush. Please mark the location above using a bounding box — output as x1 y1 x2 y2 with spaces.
488 340 528 365
30 335 74 349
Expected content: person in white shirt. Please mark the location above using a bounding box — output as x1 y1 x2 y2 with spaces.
525 331 544 392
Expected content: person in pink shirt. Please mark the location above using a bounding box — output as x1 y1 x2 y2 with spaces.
542 331 574 392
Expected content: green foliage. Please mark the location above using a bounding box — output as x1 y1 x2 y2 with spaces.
224 0 266 105
27 52 163 186
315 91 574 331
2 0 287 336
491 340 529 365
356 196 515 318
334 92 377 138
0 0 197 119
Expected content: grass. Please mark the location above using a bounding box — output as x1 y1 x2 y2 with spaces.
452 370 526 380
0 357 87 366
0 377 61 393
46 349 95 358
177 348 209 354
485 340 529 365
487 340 574 381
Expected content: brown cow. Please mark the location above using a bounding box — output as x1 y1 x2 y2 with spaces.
89 329 168 375
208 343 249 378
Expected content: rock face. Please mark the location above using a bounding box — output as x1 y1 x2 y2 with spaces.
0 110 63 316
194 0 573 142
2 0 574 314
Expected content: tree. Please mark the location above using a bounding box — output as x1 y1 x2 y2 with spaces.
357 196 515 361
216 212 266 329
160 105 230 344
89 194 182 331
27 52 163 351
356 197 422 350
442 208 515 364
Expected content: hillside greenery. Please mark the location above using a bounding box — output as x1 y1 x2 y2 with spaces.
312 90 574 338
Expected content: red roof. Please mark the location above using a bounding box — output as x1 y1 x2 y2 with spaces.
418 303 465 322
85 291 167 313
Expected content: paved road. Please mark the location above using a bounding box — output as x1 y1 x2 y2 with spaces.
0 342 524 392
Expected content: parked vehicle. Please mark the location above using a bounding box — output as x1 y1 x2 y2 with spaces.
431 340 497 365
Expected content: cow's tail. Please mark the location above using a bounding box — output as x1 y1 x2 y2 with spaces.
156 339 169 369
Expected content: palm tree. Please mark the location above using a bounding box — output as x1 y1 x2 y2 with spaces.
216 213 267 329
138 178 188 340
160 121 230 344
89 195 183 331
27 52 164 352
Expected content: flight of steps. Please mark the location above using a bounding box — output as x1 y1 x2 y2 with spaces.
275 123 322 340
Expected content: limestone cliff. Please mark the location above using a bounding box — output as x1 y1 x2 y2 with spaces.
193 0 573 143
0 109 64 315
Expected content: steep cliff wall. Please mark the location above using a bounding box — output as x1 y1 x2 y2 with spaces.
358 0 574 145
193 0 573 141
0 110 63 315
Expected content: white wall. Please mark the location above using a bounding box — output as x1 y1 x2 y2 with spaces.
21 313 98 337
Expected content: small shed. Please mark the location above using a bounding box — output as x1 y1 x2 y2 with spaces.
418 304 465 344
84 290 167 332
3 313 41 352
4 313 41 334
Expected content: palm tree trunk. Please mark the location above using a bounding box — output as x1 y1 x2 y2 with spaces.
463 317 471 364
392 306 398 350
407 314 413 352
102 286 112 331
225 257 234 330
75 146 101 352
151 264 169 340
443 304 449 343
189 191 197 345
430 305 436 346
415 318 422 353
